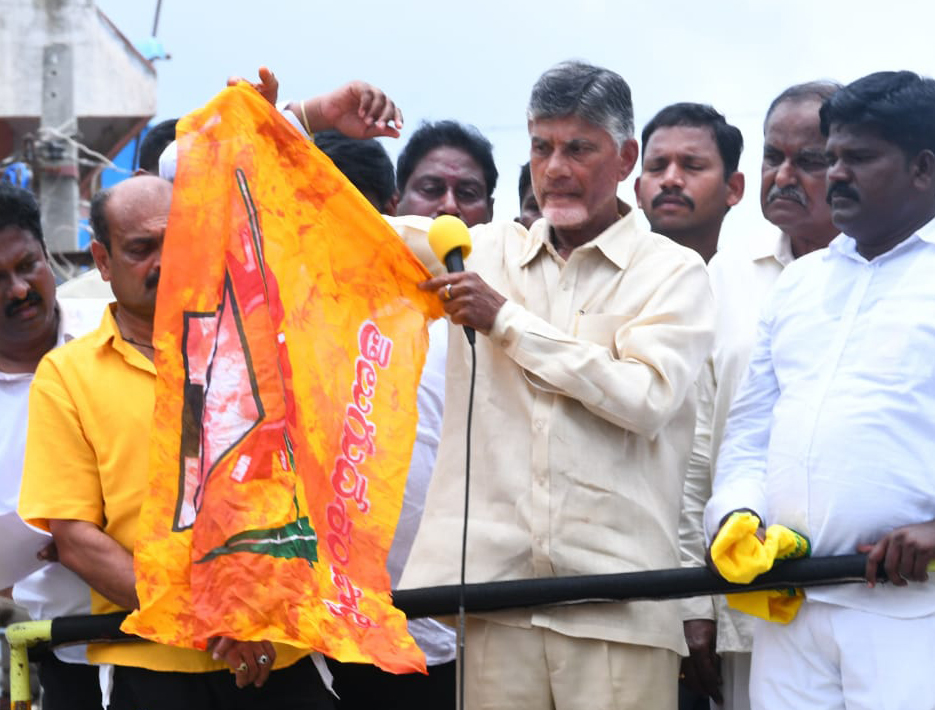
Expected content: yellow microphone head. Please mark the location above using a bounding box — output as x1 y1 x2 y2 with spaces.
427 215 473 263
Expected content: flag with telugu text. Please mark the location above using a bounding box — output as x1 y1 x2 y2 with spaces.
122 83 440 673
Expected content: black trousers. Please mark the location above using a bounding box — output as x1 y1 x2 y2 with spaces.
326 658 455 710
678 683 711 710
110 656 335 710
36 652 102 710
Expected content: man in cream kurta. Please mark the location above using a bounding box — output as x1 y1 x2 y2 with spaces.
397 60 714 710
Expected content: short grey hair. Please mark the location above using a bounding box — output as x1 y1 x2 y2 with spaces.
764 80 842 130
527 60 634 147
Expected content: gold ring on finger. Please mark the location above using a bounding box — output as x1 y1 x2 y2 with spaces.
445 284 452 301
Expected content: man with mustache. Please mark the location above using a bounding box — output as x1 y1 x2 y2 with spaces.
0 180 101 710
636 102 745 263
759 84 842 259
705 70 935 709
18 78 404 709
678 81 840 710
634 104 744 710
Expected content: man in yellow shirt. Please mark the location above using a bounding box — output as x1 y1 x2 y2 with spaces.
19 79 404 710
19 175 326 708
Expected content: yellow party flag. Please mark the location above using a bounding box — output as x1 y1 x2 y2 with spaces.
122 83 441 673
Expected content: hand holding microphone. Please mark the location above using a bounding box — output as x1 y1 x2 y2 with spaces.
421 215 506 344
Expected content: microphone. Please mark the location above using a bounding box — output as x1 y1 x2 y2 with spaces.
427 215 475 345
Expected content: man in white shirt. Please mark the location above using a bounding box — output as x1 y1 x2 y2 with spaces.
0 180 101 710
705 70 935 709
397 60 715 710
678 81 840 710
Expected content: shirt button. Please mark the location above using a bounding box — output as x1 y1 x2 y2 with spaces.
534 419 544 430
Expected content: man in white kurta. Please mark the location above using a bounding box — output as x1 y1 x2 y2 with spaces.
0 181 102 710
706 70 935 710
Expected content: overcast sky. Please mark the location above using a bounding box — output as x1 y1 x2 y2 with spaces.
97 0 935 245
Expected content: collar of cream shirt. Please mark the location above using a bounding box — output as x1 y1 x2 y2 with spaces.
520 199 637 270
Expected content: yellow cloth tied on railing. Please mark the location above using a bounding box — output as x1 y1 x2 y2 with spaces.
710 511 810 623
726 586 804 624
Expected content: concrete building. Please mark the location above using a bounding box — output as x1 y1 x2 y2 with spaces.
0 0 156 261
